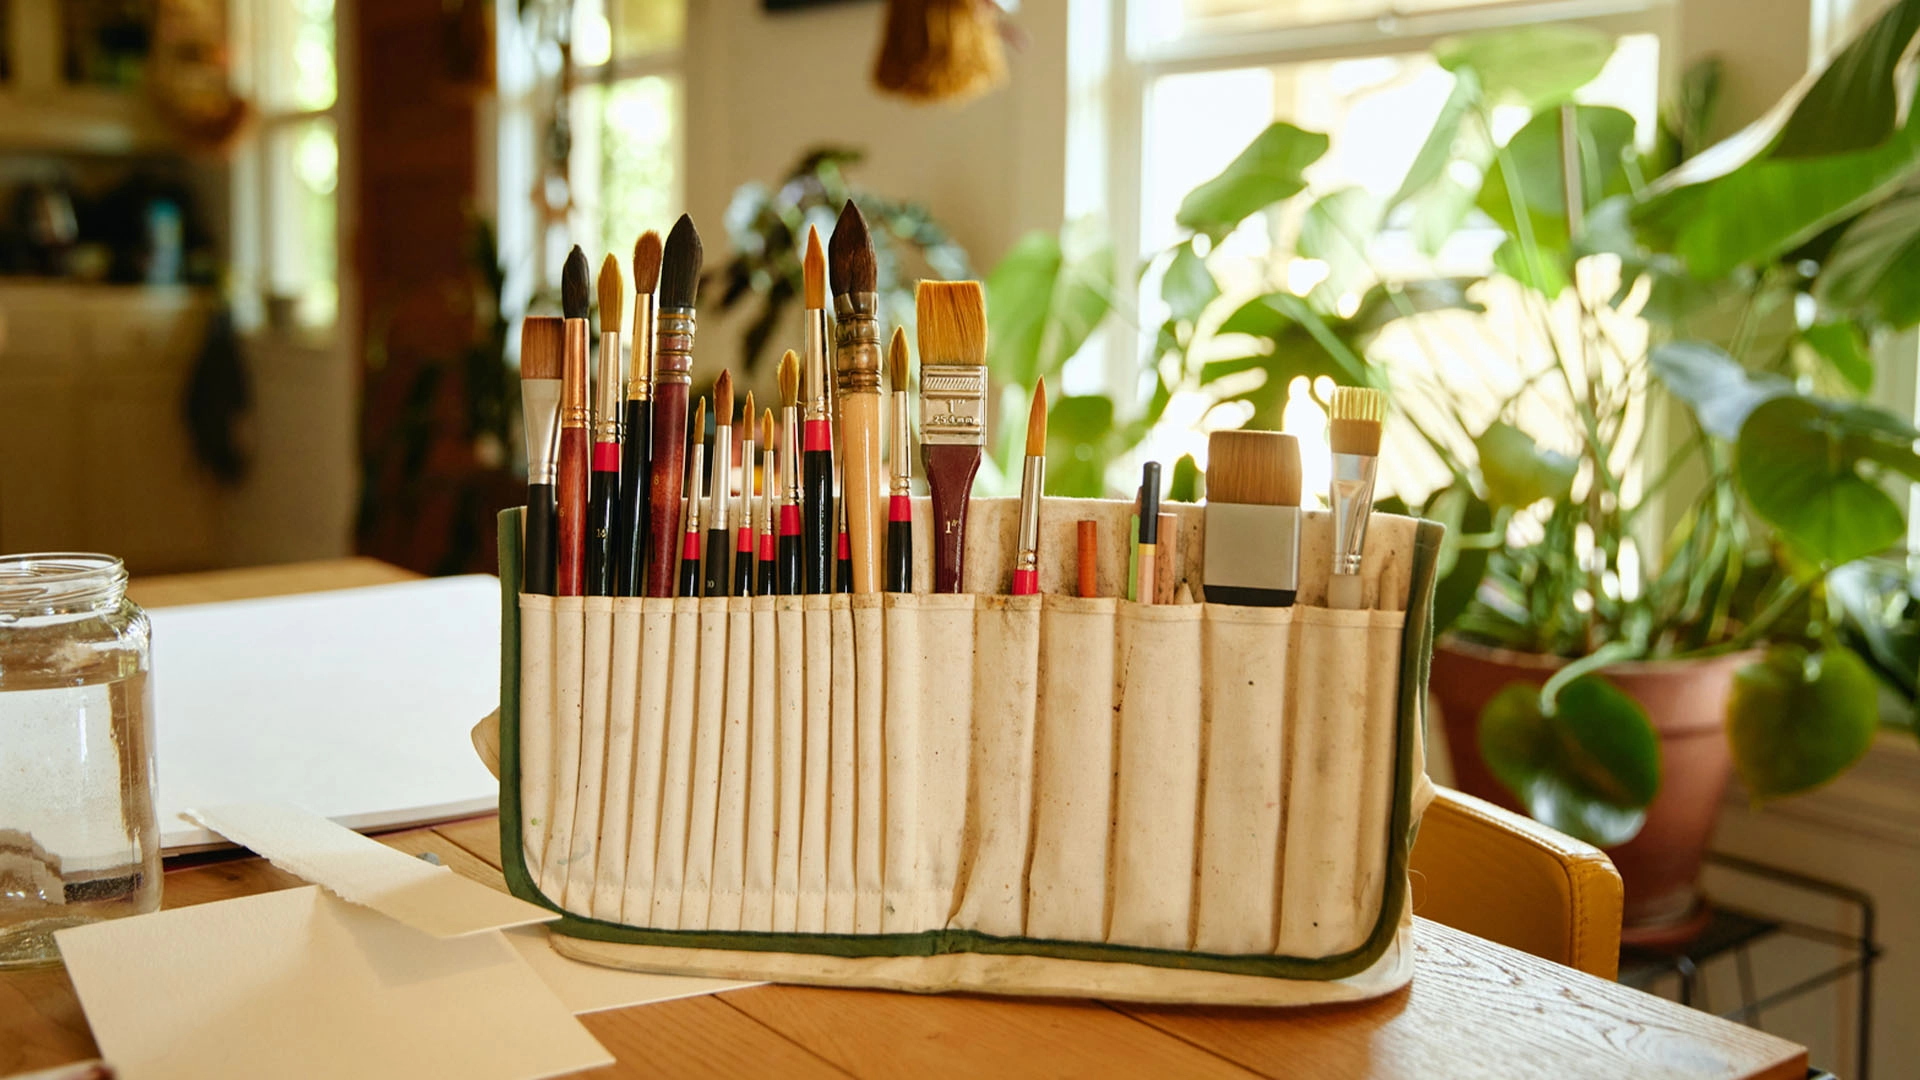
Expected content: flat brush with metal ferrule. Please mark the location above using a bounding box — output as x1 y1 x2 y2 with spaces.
679 398 707 599
800 226 836 593
556 246 592 597
704 374 734 598
1328 386 1386 610
1203 430 1302 607
587 253 625 596
734 390 757 597
646 214 702 598
758 409 777 596
777 349 803 595
916 279 988 594
518 315 565 596
618 229 661 596
830 201 884 594
1012 378 1046 596
885 327 913 593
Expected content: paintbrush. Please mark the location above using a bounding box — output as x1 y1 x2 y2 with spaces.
830 201 883 594
705 372 735 598
1135 461 1162 605
587 253 624 596
735 389 757 597
617 230 661 596
777 349 803 595
800 227 835 593
556 246 592 597
915 280 988 593
1328 386 1386 610
1012 378 1046 596
518 315 565 596
886 327 913 593
1203 430 1302 607
645 215 702 597
758 408 777 597
836 494 852 592
680 397 707 599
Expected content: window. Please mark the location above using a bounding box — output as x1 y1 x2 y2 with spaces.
1089 0 1672 498
495 0 684 315
230 0 339 333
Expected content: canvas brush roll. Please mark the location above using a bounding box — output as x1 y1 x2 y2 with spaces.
495 496 1441 1007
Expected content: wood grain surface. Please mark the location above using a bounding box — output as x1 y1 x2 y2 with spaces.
0 559 1812 1080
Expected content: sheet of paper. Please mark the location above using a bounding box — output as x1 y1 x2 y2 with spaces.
55 887 612 1080
504 925 756 1014
187 803 553 937
149 575 503 852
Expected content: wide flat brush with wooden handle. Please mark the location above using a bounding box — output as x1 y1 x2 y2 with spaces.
915 279 988 594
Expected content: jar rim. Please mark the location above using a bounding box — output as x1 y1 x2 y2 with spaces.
0 552 129 612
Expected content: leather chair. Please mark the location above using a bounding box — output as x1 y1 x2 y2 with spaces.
1409 786 1625 978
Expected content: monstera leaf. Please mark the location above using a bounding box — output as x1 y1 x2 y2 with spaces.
1175 122 1329 240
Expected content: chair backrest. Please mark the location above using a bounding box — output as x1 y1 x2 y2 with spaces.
1410 786 1624 978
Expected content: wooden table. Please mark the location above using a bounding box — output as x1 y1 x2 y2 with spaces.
1 560 1811 1080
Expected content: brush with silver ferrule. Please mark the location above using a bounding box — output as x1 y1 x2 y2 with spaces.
758 408 777 597
830 200 883 594
518 316 565 596
886 327 914 593
777 349 803 595
800 227 835 593
646 214 702 598
915 280 988 594
556 246 592 597
679 397 707 599
1012 379 1047 596
704 372 734 598
734 389 757 597
618 229 661 596
1328 386 1386 610
587 253 625 596
1203 430 1302 607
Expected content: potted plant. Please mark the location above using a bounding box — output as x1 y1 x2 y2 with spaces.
992 7 1920 943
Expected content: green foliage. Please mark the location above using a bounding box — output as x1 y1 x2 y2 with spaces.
1434 23 1615 106
1728 645 1881 798
1474 422 1576 508
1478 676 1660 846
1175 123 1328 240
1737 396 1920 566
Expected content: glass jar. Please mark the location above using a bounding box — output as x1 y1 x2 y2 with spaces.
0 553 160 967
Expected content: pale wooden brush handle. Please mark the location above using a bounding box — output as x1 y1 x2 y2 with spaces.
841 392 884 594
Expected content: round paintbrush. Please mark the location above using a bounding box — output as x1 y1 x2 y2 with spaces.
758 407 778 597
556 246 592 597
1011 378 1046 596
777 348 804 595
705 372 735 598
886 326 914 593
587 253 624 596
617 229 662 596
647 214 703 598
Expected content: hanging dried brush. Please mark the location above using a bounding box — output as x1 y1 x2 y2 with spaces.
873 0 1009 105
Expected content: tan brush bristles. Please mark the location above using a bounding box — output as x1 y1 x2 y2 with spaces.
520 315 563 379
1329 386 1386 456
1026 377 1047 457
742 390 755 438
888 326 909 390
715 370 734 428
761 408 774 451
803 227 827 310
915 280 986 366
777 349 800 408
632 231 662 295
691 396 706 448
597 254 623 334
1207 430 1301 507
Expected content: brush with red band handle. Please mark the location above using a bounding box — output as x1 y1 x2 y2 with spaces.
800 227 835 593
556 246 592 597
915 280 988 593
679 397 706 599
733 388 758 597
587 253 624 596
645 214 702 597
885 327 913 593
758 408 777 596
617 230 661 596
704 373 735 598
1011 378 1046 596
777 349 803 595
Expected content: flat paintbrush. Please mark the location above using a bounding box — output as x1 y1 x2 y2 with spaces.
885 327 913 593
646 215 702 597
830 201 883 594
777 349 803 595
556 246 592 597
617 230 661 596
1203 430 1302 607
734 390 757 597
705 372 735 598
1328 386 1386 610
518 315 565 595
1011 378 1046 596
679 396 707 599
916 280 988 593
758 408 777 597
800 227 835 593
587 253 624 596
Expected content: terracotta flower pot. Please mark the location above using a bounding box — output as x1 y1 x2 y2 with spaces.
1430 640 1757 945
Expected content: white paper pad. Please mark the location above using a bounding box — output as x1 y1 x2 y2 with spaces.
504 925 756 1014
149 576 504 851
55 887 613 1080
187 803 554 937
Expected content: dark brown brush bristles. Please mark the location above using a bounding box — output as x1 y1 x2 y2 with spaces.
778 349 800 408
562 246 591 319
888 326 909 390
915 280 986 367
803 227 827 311
520 315 564 379
632 230 662 296
1207 430 1302 507
1026 378 1047 457
715 370 734 429
597 254 623 336
828 201 875 297
660 214 702 310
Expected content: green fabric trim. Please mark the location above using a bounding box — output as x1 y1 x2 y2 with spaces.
494 508 1443 980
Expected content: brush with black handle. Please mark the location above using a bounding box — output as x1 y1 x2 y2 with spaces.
518 316 565 595
704 372 734 598
587 253 624 596
679 397 707 599
777 349 803 595
800 227 835 593
758 408 778 597
733 390 757 597
885 326 913 592
617 230 661 596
